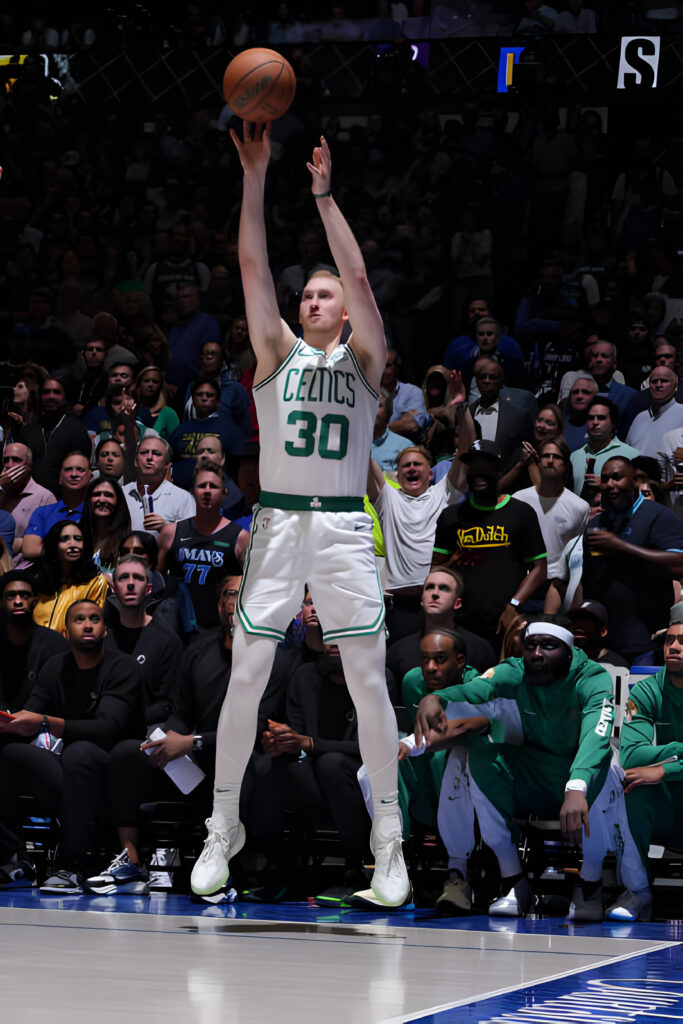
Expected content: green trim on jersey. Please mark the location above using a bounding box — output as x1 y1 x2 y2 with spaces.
345 343 379 400
253 340 302 393
236 526 286 641
469 494 511 512
323 563 385 642
524 552 548 563
259 491 364 512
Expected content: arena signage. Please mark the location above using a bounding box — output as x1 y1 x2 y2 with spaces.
617 36 660 89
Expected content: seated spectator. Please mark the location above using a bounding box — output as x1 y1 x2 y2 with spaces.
133 366 180 441
433 440 547 647
469 358 537 476
93 437 125 483
12 376 91 495
562 374 598 452
84 576 287 896
266 593 378 898
169 377 246 491
371 391 412 476
626 366 683 459
516 438 589 592
104 555 182 730
498 403 565 494
570 397 639 502
382 349 430 444
0 443 56 558
582 457 683 664
414 615 623 921
117 530 179 635
558 336 625 403
79 477 132 573
581 340 637 436
184 340 252 438
459 317 527 398
605 609 683 922
22 451 92 564
637 337 681 395
387 567 496 682
0 570 69 713
638 478 667 505
443 298 518 373
159 462 248 633
0 599 141 893
32 521 109 634
123 436 195 534
82 363 148 436
368 418 470 640
567 600 628 669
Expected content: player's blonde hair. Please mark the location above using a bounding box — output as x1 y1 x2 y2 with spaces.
304 269 343 289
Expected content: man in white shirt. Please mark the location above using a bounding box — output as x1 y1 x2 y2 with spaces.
626 367 683 459
368 400 472 636
123 436 195 533
516 437 589 580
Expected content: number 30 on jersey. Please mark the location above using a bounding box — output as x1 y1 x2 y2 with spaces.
284 411 349 460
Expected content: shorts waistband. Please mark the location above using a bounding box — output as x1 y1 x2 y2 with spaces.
259 491 364 513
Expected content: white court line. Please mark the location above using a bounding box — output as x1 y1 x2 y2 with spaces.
384 938 680 1024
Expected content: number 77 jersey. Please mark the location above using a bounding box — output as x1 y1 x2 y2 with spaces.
254 339 378 499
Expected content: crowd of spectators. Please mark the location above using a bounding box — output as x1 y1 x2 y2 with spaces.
2 8 683 918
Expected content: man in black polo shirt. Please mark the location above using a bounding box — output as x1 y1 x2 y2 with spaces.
582 456 683 664
433 441 547 646
0 599 141 893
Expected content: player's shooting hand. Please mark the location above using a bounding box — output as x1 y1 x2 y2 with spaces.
623 763 666 793
560 789 590 847
414 695 448 749
306 135 332 195
229 121 272 176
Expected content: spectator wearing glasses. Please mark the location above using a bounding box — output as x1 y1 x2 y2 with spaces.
468 358 537 476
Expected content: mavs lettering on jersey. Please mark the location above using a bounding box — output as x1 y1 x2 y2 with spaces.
179 546 225 585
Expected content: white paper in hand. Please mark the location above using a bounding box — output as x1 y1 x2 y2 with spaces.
143 728 206 795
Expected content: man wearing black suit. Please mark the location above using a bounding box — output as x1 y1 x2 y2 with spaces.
469 357 537 475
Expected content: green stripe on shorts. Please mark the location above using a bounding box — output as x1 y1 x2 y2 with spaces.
259 491 364 513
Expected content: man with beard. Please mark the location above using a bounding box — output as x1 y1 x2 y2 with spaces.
606 610 683 921
0 600 141 893
582 457 683 663
433 440 547 647
414 615 621 920
12 376 91 495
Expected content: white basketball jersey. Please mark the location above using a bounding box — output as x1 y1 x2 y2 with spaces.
254 340 378 497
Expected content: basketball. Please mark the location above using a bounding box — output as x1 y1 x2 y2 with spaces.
223 48 296 123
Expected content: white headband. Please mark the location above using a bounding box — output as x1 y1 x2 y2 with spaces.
525 622 574 648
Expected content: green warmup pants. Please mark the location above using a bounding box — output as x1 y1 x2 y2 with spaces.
625 780 683 882
398 673 449 830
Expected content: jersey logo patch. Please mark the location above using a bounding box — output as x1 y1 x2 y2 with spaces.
310 497 322 509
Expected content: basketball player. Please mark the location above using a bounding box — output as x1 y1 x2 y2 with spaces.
191 123 410 907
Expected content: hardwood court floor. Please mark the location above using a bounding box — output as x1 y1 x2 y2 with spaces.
0 892 678 1023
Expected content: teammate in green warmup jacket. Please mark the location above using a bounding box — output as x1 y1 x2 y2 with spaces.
605 606 683 922
414 614 624 921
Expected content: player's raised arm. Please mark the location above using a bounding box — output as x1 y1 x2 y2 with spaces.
230 122 294 373
307 136 385 391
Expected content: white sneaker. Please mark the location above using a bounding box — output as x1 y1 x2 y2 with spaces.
190 816 245 896
605 888 652 922
367 818 411 908
489 876 534 917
